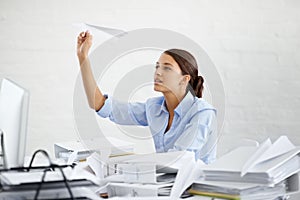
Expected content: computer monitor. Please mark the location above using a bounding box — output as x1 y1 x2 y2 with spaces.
0 78 29 169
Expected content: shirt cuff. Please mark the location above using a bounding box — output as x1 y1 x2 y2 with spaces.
96 94 112 118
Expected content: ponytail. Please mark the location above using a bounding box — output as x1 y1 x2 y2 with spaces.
192 75 204 98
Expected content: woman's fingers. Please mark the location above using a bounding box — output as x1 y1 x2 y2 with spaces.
77 31 92 58
77 31 91 45
80 31 86 37
79 31 90 39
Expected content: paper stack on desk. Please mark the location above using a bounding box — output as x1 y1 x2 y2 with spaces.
0 163 102 199
97 150 203 199
188 179 287 200
104 163 177 197
54 137 135 163
188 135 300 200
201 136 300 185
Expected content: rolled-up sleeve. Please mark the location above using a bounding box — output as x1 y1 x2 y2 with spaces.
97 95 113 118
96 95 148 126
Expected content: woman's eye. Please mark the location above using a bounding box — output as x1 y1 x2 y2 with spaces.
163 66 171 71
155 65 172 71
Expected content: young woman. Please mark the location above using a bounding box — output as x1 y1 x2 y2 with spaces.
77 31 217 164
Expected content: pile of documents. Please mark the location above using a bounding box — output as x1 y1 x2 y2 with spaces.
54 137 135 163
0 163 103 199
188 180 287 200
188 136 300 200
89 150 203 199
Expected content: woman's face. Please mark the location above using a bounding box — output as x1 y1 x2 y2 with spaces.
154 53 188 95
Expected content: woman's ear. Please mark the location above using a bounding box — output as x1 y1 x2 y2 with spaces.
183 75 191 84
180 75 191 86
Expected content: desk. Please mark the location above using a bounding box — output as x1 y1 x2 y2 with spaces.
108 196 213 200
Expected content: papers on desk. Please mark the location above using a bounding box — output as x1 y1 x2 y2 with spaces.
0 186 103 200
0 160 102 199
107 182 174 197
54 137 135 163
89 150 203 199
200 136 300 186
0 164 99 188
189 180 286 200
104 172 177 185
188 135 300 200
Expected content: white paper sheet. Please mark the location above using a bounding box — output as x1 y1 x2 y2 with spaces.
241 136 296 176
241 138 272 176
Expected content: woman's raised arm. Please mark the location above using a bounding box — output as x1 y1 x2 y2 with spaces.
77 31 106 111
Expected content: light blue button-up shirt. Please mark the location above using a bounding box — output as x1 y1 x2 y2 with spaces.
97 92 217 164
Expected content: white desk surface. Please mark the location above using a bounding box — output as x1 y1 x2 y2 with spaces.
108 196 213 200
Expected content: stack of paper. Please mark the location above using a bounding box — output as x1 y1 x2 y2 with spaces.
106 182 174 197
54 137 135 163
97 151 201 198
200 136 300 186
104 165 177 197
188 180 286 200
0 164 102 199
0 187 103 200
188 136 300 200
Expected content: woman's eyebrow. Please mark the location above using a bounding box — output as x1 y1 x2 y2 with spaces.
156 62 173 66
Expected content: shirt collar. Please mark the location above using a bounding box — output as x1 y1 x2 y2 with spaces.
160 91 195 117
174 91 195 117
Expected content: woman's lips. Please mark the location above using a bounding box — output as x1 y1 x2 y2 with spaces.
154 79 162 83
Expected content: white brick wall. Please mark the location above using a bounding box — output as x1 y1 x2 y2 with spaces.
0 0 298 149
1 1 300 196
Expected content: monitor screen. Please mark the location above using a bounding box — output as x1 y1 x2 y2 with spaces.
0 78 29 169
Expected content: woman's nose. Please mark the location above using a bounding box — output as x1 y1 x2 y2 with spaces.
155 68 162 76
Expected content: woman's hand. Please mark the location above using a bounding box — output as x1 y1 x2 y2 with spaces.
77 31 93 63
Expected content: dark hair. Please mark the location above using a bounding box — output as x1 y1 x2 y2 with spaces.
163 49 204 98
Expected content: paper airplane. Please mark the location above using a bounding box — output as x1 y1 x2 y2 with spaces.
73 23 127 54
